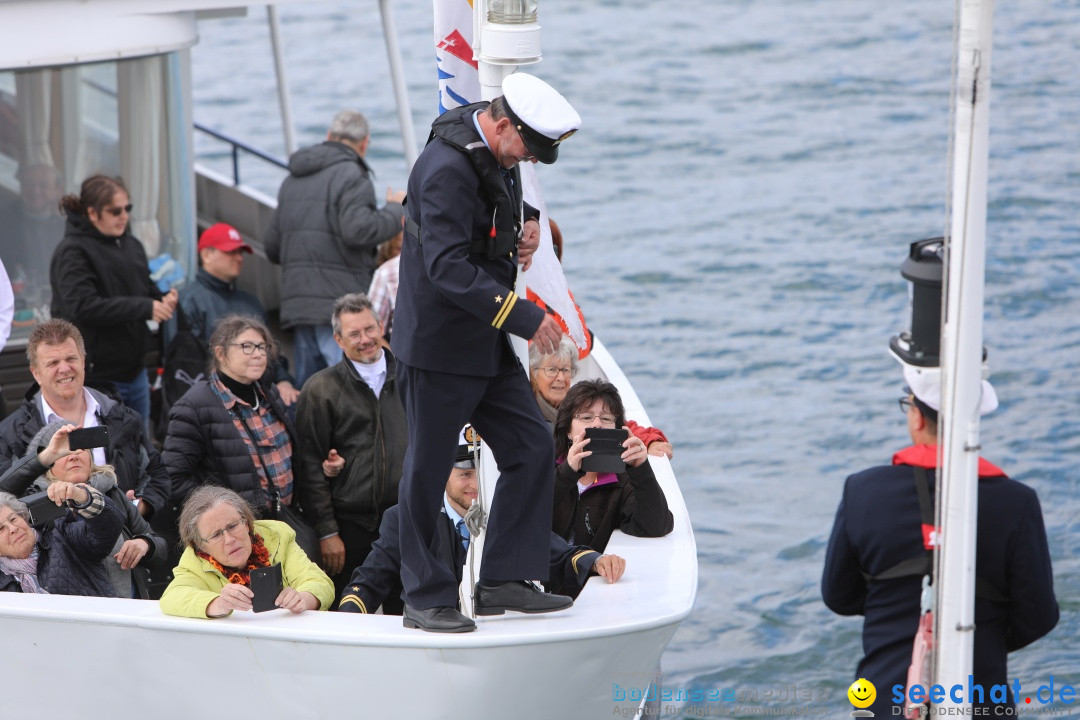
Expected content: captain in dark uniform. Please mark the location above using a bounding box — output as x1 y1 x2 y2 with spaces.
391 72 582 632
338 429 626 619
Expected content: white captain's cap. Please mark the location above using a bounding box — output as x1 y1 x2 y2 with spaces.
901 363 999 415
501 72 581 164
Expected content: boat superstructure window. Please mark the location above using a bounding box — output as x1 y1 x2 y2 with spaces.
0 54 193 341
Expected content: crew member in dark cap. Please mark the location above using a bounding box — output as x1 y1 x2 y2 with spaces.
338 428 625 620
391 72 582 632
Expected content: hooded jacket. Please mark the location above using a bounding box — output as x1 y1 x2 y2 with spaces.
264 141 404 328
50 214 162 382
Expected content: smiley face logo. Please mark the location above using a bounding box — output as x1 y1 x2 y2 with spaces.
847 678 876 708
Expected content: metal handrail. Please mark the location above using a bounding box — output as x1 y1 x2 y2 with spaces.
194 122 288 186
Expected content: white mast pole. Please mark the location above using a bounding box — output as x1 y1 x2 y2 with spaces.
934 0 994 701
379 0 419 169
266 6 297 155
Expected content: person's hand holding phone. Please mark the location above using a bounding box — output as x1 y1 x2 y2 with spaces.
565 431 592 473
275 587 320 614
46 480 90 508
620 427 649 469
36 423 78 467
207 582 254 617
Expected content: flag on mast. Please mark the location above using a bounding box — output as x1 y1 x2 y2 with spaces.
431 0 586 348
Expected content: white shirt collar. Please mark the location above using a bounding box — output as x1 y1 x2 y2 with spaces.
443 493 466 527
350 351 386 396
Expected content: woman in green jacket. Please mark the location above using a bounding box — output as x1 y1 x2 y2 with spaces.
160 486 333 618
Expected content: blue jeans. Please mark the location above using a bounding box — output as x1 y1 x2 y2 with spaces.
292 324 342 388
113 371 151 431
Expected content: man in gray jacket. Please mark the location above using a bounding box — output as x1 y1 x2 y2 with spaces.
265 110 406 387
294 293 407 604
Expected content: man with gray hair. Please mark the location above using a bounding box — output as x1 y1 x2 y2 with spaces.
293 292 407 605
265 110 406 387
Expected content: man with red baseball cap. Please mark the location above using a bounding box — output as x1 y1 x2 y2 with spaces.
170 223 299 406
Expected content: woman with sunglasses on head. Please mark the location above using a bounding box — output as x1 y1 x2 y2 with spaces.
50 175 178 425
551 379 673 552
160 486 333 618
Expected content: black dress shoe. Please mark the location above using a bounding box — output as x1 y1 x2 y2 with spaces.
403 604 476 633
473 581 573 616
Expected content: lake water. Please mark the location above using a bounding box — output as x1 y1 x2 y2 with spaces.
191 1 1080 716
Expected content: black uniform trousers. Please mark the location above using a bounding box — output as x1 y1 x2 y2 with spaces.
396 347 555 610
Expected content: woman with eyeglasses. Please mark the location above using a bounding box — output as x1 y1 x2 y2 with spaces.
529 335 675 458
0 421 168 598
160 486 333 618
50 174 178 424
551 379 673 552
163 315 301 521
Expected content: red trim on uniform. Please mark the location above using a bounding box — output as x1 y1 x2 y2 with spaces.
892 444 1005 478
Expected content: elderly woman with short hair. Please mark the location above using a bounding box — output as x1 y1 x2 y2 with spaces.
529 336 674 458
159 486 333 618
0 421 167 598
0 478 125 596
163 314 300 515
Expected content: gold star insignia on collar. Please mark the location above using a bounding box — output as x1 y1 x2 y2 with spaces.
495 294 503 304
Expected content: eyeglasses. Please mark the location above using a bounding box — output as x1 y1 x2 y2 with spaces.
573 412 617 427
539 366 574 378
105 203 133 217
230 342 269 356
201 519 247 545
899 397 914 414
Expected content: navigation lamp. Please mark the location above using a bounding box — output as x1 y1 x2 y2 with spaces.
889 237 944 367
480 0 542 66
488 0 538 23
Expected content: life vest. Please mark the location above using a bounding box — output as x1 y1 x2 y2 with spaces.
418 103 523 260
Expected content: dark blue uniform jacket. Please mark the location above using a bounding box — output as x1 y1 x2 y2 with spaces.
391 105 545 376
822 445 1058 716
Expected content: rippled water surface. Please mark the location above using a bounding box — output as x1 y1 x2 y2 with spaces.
192 1 1080 715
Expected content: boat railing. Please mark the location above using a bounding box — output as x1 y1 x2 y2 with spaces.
193 122 287 187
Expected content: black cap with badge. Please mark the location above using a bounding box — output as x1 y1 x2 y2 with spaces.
501 72 581 165
453 425 481 469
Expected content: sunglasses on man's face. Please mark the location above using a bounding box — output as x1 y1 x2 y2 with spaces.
104 203 133 217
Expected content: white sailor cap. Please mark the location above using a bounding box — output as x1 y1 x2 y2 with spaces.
454 425 482 469
501 72 581 164
901 363 999 415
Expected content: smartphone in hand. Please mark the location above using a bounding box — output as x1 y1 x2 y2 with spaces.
24 490 70 525
250 564 284 613
68 426 109 450
580 428 628 474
